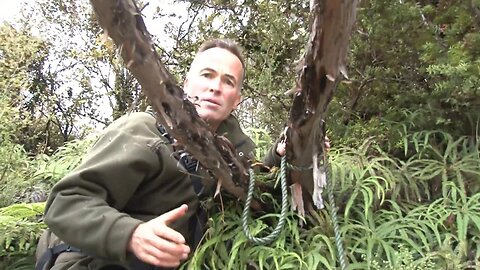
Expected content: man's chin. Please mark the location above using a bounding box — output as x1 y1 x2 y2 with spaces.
197 112 227 128
198 113 218 122
198 110 219 120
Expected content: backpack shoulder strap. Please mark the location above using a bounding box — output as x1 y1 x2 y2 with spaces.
35 244 81 270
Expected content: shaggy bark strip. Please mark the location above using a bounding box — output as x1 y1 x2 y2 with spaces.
286 0 359 212
89 0 255 206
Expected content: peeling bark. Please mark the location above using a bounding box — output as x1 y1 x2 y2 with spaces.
286 0 359 210
89 0 258 208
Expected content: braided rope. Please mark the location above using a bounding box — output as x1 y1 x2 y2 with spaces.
242 155 289 244
325 159 347 270
242 154 348 270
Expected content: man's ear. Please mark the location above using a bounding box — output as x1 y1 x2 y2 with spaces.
183 78 189 89
233 94 242 110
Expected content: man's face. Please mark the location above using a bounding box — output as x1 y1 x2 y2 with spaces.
183 47 243 129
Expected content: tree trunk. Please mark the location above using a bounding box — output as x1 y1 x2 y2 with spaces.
286 0 359 212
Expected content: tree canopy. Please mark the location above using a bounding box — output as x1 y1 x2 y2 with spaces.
2 0 478 153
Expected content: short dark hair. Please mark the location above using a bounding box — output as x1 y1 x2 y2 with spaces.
197 38 246 87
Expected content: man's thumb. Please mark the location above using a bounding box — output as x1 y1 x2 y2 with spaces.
157 204 188 224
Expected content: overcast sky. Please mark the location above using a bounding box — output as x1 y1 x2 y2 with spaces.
0 0 190 44
0 0 32 23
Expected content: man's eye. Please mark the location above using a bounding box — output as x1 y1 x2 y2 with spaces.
201 73 212 78
225 80 235 87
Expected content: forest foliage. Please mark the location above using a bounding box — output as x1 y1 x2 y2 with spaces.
0 0 479 269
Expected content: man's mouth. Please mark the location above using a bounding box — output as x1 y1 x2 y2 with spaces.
201 98 221 106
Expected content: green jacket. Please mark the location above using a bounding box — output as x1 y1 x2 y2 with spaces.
42 112 255 268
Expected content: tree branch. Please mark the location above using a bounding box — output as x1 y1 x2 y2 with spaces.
89 0 258 208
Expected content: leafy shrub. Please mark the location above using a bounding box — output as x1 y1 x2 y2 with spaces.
183 130 480 269
2 128 480 269
30 138 95 185
0 203 46 269
0 136 93 268
0 137 95 208
245 127 273 161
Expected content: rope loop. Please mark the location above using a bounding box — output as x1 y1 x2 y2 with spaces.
324 158 347 270
242 154 348 270
242 156 289 245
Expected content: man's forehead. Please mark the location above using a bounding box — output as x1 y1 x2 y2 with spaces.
191 48 243 73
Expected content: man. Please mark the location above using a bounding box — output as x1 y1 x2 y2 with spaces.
36 38 255 270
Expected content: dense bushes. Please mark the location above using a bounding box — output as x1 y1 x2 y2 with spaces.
0 203 46 269
183 131 480 269
2 130 479 269
0 138 93 268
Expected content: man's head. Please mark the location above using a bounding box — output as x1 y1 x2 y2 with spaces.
183 39 245 130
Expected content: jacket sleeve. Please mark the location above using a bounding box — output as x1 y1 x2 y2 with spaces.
263 138 282 168
44 112 161 264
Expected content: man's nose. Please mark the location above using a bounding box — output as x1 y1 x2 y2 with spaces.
208 77 222 92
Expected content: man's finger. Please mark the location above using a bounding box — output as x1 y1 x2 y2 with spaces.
147 239 189 260
139 252 182 268
154 225 189 246
325 136 331 150
276 141 286 156
150 227 190 252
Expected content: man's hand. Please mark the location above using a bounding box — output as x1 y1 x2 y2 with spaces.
276 141 287 156
276 136 330 156
128 204 191 268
